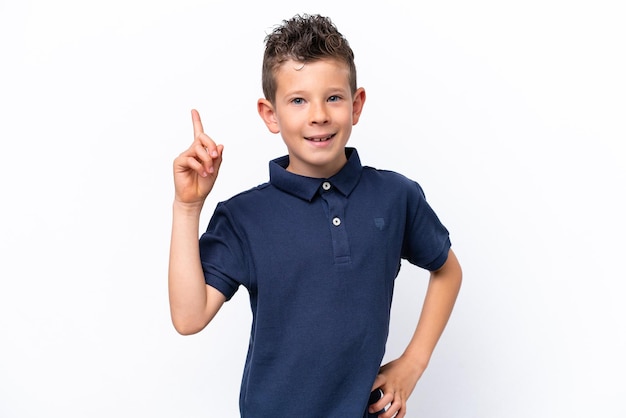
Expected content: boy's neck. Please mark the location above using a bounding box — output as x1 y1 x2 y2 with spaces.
285 150 349 179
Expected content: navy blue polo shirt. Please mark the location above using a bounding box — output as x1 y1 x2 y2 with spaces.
200 148 450 418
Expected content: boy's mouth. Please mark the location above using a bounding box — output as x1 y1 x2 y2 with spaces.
305 133 335 142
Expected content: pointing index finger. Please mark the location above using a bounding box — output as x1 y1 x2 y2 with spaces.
191 109 204 137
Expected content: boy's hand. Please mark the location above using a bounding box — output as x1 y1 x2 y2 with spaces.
368 356 424 418
173 109 224 207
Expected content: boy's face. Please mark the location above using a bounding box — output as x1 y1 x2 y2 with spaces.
258 58 365 178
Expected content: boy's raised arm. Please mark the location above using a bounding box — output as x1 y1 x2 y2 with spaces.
168 109 226 335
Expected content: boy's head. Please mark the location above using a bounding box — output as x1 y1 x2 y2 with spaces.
261 14 357 104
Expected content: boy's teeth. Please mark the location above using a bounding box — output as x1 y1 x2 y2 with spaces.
310 135 332 142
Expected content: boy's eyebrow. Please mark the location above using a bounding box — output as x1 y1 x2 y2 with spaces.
280 89 307 97
280 88 351 99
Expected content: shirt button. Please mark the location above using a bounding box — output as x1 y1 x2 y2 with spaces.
322 181 331 191
332 217 341 226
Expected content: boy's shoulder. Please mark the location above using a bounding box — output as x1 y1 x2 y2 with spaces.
361 165 425 192
362 164 410 180
219 181 273 206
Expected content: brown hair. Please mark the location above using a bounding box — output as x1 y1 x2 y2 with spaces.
261 14 357 103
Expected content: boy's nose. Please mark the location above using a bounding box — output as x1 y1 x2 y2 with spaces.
309 103 329 124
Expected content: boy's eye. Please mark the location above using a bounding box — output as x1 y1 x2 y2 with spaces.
328 95 340 102
292 98 304 105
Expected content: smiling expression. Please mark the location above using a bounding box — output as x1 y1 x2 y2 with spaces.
258 58 366 178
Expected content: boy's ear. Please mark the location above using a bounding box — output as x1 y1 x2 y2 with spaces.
351 87 366 126
257 98 280 134
352 87 365 125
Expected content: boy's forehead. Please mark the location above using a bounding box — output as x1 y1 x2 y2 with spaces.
273 60 351 98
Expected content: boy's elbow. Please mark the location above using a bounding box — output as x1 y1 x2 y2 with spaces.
169 287 225 335
171 316 209 336
173 324 200 336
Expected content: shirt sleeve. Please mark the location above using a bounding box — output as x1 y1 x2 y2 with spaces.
199 202 249 300
402 181 451 271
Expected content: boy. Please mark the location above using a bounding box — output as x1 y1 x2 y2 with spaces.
169 14 462 418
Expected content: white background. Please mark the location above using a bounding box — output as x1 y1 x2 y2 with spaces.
1 1 625 417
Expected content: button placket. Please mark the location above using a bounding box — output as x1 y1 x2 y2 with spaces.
320 187 351 264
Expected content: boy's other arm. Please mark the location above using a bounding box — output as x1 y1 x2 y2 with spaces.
369 249 462 418
168 109 226 335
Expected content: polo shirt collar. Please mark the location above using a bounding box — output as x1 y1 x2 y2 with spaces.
269 148 362 201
